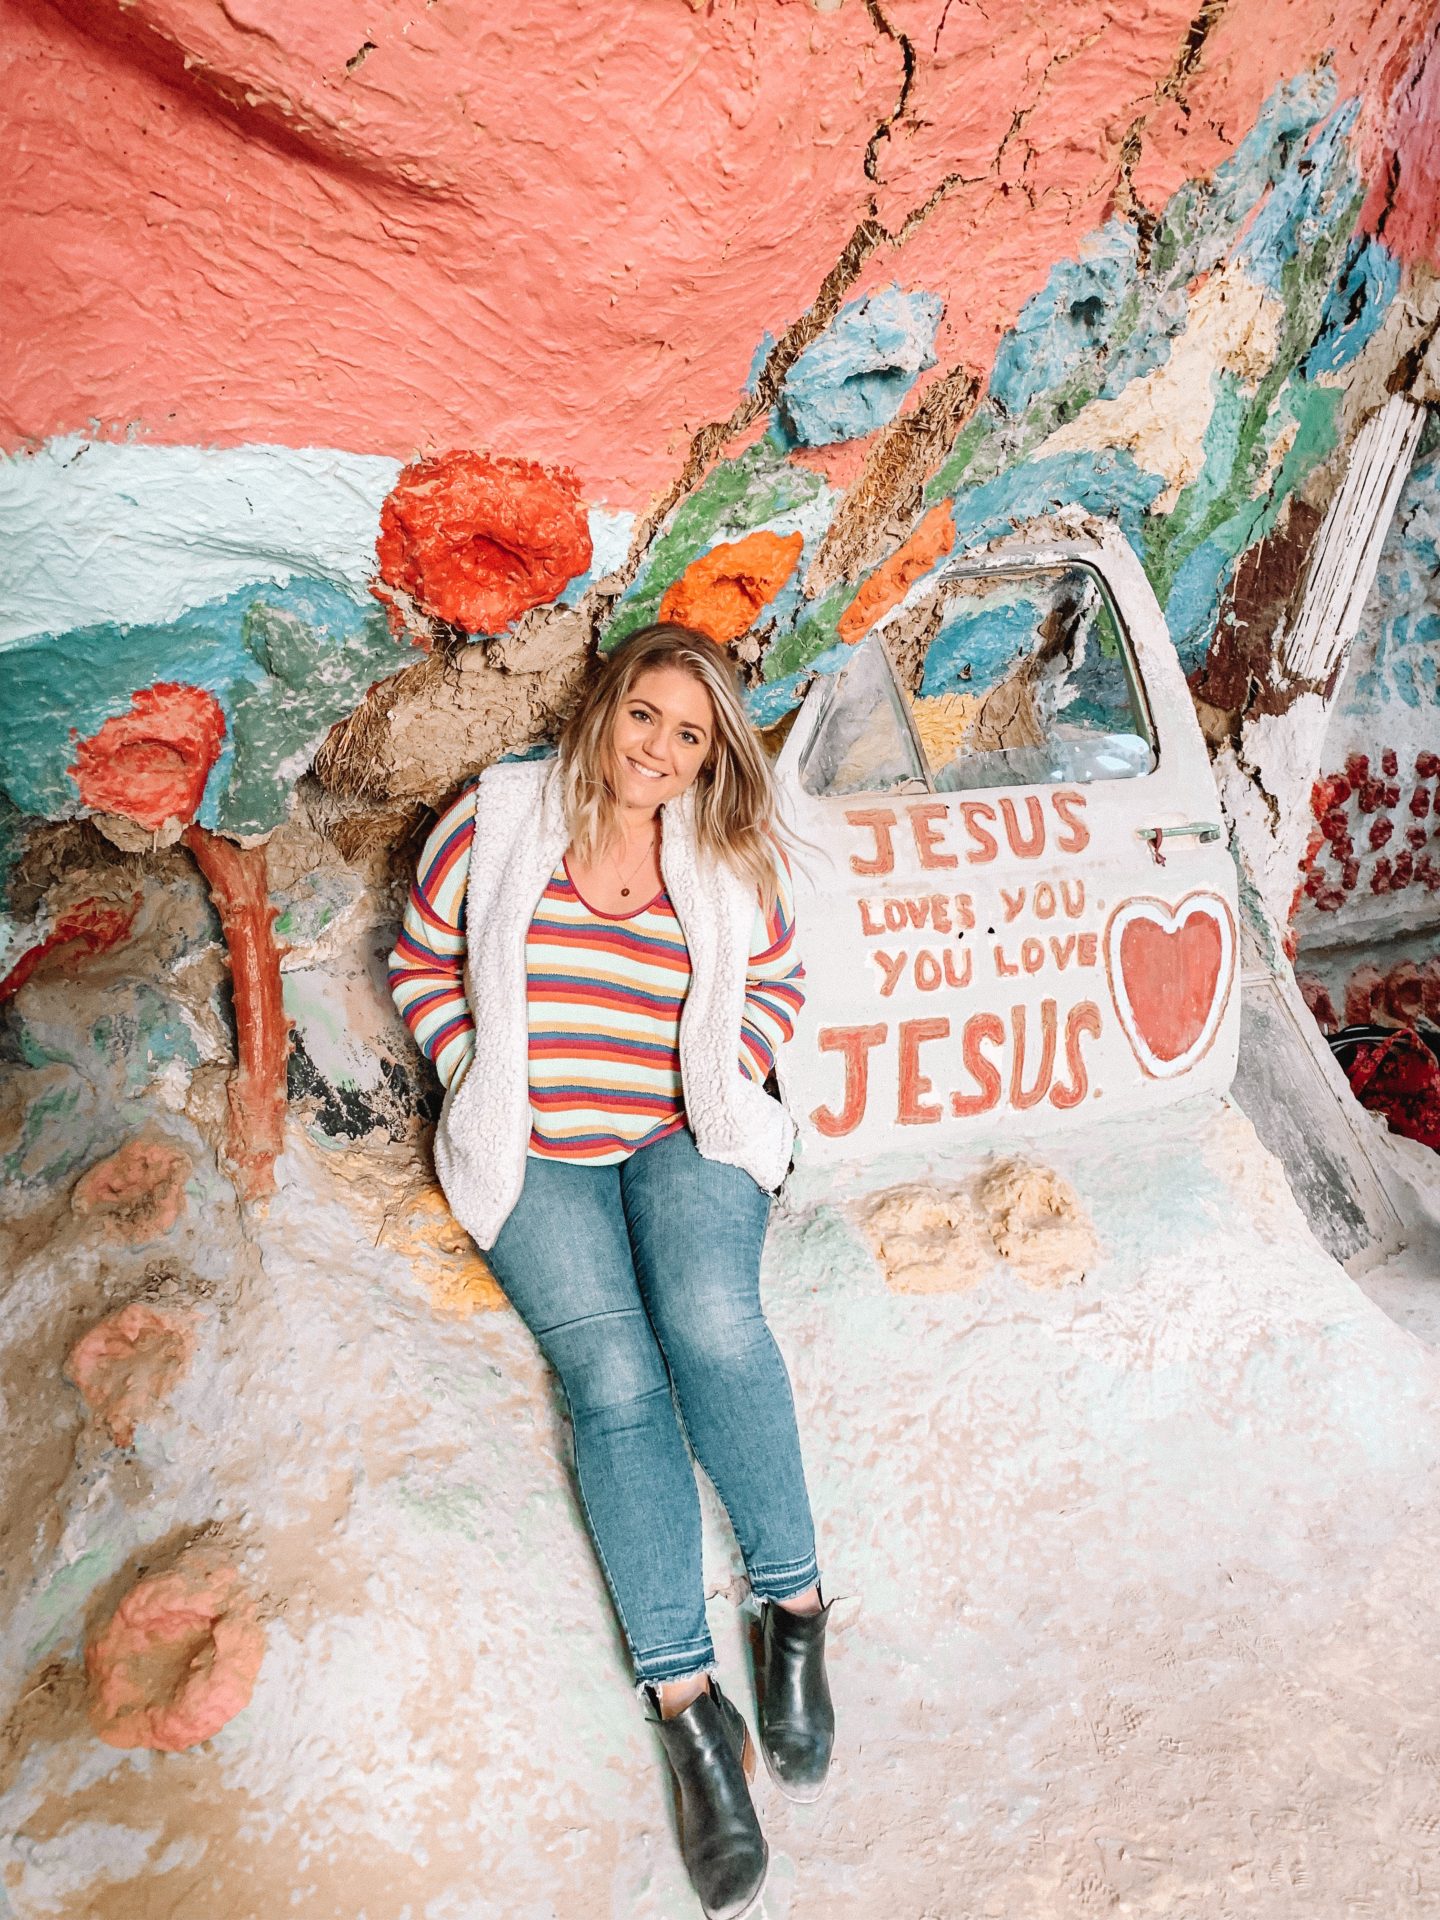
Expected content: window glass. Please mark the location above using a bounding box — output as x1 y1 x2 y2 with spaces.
797 628 929 796
798 561 1156 797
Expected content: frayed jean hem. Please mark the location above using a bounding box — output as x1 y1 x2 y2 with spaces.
631 1630 719 1686
748 1554 821 1606
633 1653 718 1697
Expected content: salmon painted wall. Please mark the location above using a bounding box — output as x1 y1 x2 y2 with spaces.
3 0 1434 497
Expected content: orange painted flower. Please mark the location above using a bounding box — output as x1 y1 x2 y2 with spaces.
70 684 226 832
658 530 804 644
376 449 592 633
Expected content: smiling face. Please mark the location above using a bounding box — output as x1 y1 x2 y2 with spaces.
607 664 715 813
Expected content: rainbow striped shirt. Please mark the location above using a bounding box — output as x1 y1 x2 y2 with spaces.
388 783 806 1164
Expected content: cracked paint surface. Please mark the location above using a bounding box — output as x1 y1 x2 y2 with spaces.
1 0 1428 503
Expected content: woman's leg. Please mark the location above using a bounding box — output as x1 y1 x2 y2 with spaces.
486 1153 715 1687
619 1128 820 1608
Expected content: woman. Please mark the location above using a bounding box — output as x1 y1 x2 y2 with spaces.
388 623 833 1920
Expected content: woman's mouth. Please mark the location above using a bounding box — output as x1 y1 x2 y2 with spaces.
625 757 666 782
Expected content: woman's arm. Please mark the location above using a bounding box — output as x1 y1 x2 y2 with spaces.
387 786 478 1092
739 847 807 1083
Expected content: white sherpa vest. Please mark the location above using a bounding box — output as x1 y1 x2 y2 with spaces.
432 758 796 1249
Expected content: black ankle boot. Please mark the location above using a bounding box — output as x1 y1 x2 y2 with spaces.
649 1681 768 1920
756 1597 835 1802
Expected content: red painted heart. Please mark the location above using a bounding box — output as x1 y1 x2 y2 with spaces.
1105 894 1235 1079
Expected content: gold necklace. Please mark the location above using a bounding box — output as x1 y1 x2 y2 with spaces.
610 823 657 898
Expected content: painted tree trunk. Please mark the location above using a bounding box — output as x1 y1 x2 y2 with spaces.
182 825 288 1202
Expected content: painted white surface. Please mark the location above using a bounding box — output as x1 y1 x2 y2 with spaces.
1278 393 1425 683
0 438 634 645
5 1095 1440 1916
777 531 1240 1164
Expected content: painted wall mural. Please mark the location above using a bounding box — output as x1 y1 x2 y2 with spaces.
1 0 1437 1194
5 7 1440 1912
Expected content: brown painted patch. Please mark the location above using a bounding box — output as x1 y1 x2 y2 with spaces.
1190 497 1322 719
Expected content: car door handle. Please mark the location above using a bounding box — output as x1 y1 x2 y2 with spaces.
1139 822 1223 865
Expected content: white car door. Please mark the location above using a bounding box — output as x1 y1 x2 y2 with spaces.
773 527 1239 1163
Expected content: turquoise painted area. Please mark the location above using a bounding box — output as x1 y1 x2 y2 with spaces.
1235 100 1360 293
553 508 636 610
746 331 776 395
775 286 942 447
91 984 200 1097
911 68 1374 685
949 450 1164 552
989 222 1147 419
1303 237 1402 376
921 600 1039 697
0 579 411 836
1152 67 1340 295
1345 450 1440 715
746 645 849 723
15 976 202 1101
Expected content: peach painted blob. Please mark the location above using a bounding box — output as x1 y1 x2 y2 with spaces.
65 1301 196 1448
70 684 226 832
71 1139 192 1244
86 1553 264 1751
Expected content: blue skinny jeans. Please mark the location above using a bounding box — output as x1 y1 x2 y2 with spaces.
485 1125 820 1686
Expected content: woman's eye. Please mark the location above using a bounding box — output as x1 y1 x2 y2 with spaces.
680 731 698 746
630 708 651 723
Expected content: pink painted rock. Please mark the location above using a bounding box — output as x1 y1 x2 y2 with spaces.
65 1303 196 1448
86 1554 265 1751
72 1139 192 1243
69 683 226 833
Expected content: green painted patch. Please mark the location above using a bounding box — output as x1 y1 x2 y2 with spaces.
26 1544 126 1664
763 584 856 682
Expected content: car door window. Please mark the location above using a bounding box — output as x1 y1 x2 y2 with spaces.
799 562 1156 798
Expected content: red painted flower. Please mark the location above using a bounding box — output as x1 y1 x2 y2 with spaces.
70 685 226 832
376 449 592 634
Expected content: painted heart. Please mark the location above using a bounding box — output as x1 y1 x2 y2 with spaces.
1104 892 1236 1079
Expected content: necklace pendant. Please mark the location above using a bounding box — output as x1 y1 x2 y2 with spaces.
620 887 630 897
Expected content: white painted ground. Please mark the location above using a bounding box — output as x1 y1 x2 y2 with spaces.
4 1085 1440 1918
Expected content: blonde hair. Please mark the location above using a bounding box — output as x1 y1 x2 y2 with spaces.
558 623 787 909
